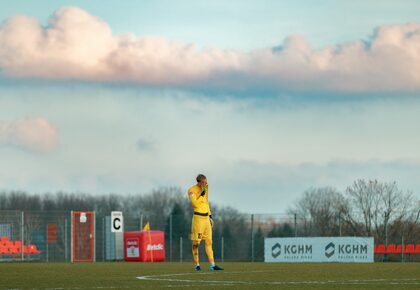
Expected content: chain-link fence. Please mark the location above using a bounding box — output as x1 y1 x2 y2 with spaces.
0 210 419 262
0 211 70 262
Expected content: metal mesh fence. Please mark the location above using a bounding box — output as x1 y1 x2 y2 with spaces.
0 211 70 262
0 210 418 262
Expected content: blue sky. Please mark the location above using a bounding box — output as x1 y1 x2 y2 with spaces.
2 0 420 50
1 1 420 213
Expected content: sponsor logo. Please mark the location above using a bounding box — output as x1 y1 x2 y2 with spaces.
147 244 164 251
272 243 281 258
284 244 312 254
325 242 335 258
271 243 313 258
338 244 368 254
127 240 138 246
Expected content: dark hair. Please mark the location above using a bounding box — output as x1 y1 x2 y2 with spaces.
196 174 207 182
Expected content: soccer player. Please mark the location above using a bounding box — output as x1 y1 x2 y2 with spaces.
188 174 223 271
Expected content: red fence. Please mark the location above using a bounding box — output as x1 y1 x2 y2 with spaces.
374 244 420 254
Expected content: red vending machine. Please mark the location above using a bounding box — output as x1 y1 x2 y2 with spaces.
124 231 165 262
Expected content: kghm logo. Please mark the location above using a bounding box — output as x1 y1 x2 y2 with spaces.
338 244 368 254
272 243 281 258
325 242 335 258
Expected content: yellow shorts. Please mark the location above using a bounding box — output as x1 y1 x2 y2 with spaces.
190 214 212 241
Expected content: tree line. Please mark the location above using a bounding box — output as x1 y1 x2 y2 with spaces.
0 179 419 261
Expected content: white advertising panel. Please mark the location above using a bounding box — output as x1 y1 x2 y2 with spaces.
265 237 374 263
111 211 123 233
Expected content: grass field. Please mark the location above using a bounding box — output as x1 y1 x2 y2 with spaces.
0 262 419 290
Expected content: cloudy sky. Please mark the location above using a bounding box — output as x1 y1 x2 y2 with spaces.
1 0 420 213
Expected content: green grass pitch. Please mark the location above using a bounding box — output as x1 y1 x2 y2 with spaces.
0 262 419 289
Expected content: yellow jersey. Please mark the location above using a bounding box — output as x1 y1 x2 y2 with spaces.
188 184 211 215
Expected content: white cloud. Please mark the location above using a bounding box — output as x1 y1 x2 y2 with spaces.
1 7 420 91
0 117 59 153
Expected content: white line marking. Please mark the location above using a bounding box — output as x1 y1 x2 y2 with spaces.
136 271 420 286
2 287 131 290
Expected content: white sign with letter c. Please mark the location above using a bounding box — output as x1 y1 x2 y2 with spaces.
111 211 123 233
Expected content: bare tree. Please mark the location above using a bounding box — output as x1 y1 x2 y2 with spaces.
345 179 415 243
345 179 379 236
290 187 347 236
399 198 420 243
122 187 186 229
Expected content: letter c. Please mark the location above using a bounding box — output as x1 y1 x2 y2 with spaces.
113 218 121 230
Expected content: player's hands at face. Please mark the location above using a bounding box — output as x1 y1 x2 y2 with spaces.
199 178 208 196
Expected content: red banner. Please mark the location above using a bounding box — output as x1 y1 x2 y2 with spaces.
47 224 57 244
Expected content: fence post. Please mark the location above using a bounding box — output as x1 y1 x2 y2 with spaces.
169 214 173 262
21 211 24 261
64 218 68 262
385 212 389 243
385 211 389 247
251 214 254 262
401 235 404 263
384 211 389 262
221 236 224 263
140 215 143 231
93 212 96 262
339 213 342 237
180 236 183 262
70 211 73 263
102 217 105 262
46 224 49 262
